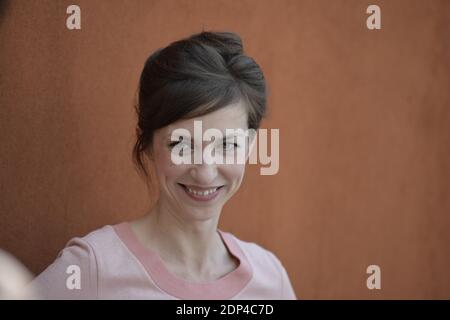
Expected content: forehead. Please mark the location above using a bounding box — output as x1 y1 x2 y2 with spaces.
165 100 248 133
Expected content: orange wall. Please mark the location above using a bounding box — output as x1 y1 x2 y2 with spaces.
1 0 449 299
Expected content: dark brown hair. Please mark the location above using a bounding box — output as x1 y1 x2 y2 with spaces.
133 31 267 178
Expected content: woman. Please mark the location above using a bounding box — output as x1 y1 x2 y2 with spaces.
30 31 297 300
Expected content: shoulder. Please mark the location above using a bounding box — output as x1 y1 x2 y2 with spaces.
223 231 297 299
223 231 285 277
51 224 117 267
57 223 132 277
70 224 117 251
29 224 119 299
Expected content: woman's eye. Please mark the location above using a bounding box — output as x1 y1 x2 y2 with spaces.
168 140 193 154
223 142 239 151
168 141 180 148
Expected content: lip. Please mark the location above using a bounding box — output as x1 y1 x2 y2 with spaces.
177 183 224 202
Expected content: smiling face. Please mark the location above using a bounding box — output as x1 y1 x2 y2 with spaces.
150 100 251 220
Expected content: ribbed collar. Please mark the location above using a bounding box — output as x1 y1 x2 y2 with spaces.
113 222 253 299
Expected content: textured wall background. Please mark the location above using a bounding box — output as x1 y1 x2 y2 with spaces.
1 0 449 299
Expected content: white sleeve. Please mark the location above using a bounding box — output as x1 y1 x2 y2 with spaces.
28 237 98 299
265 250 297 300
279 262 297 300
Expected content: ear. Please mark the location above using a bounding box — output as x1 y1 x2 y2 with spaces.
136 127 142 137
146 147 153 159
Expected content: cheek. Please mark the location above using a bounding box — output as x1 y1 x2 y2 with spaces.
153 147 188 182
221 164 246 184
156 162 189 184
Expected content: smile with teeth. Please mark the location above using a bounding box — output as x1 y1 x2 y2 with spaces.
186 186 218 196
178 183 224 200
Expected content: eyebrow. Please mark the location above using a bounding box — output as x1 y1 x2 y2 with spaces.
166 133 190 140
165 132 249 142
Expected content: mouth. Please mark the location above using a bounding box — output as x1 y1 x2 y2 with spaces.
177 183 225 202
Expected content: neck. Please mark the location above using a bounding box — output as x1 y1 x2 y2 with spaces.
141 197 226 273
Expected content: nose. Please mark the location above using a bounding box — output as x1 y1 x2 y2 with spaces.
189 164 218 185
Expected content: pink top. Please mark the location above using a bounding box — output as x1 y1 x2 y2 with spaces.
30 222 297 299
